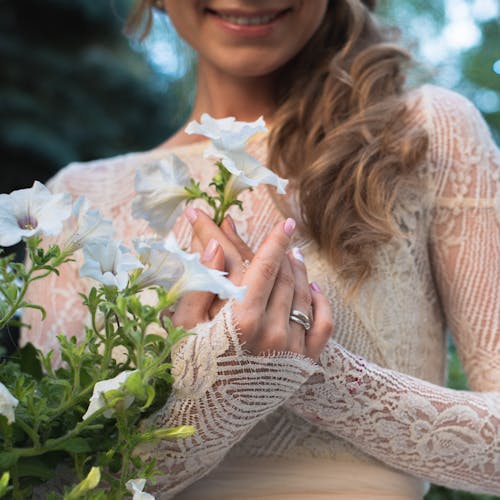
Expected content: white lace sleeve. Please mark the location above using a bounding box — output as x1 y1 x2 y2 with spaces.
139 301 318 498
285 87 500 495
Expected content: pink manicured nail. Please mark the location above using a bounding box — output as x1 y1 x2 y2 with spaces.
292 247 304 263
185 206 198 224
310 281 322 293
226 214 237 232
202 239 219 261
283 218 296 237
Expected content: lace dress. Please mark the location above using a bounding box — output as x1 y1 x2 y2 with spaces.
22 85 500 499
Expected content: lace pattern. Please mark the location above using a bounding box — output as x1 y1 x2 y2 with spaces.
287 341 500 494
139 301 318 498
21 85 500 496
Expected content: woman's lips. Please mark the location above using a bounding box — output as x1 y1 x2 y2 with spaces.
205 7 292 36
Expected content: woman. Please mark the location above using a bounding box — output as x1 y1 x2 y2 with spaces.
23 0 500 498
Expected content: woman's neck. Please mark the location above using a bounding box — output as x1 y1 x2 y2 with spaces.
158 61 279 149
191 63 278 123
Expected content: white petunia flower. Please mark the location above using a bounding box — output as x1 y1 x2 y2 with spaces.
134 236 245 302
0 181 72 247
80 240 143 291
185 114 288 195
0 382 18 424
82 370 137 420
133 239 183 291
62 197 115 254
132 155 190 236
185 113 267 151
162 234 246 303
204 143 288 195
126 478 155 500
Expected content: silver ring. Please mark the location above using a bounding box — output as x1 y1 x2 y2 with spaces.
289 309 311 331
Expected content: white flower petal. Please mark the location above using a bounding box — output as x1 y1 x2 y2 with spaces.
164 235 246 302
126 478 155 500
132 155 190 236
134 239 183 290
186 114 267 151
0 382 18 424
205 145 288 195
63 197 115 253
82 370 137 420
80 240 143 291
0 181 72 246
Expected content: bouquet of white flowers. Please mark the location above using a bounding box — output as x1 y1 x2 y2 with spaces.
0 116 287 499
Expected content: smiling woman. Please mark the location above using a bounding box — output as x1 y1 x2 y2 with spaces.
21 0 500 498
156 1 328 83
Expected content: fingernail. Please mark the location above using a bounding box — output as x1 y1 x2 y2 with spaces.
185 206 198 224
292 247 304 263
202 239 219 261
310 281 322 293
226 214 237 232
283 218 296 237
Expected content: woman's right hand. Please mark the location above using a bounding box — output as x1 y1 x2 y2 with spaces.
171 209 333 362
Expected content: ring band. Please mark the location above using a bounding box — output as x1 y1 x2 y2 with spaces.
289 309 311 331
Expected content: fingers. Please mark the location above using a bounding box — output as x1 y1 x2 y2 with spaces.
265 254 296 338
220 216 254 262
186 207 246 284
183 208 332 361
171 239 224 330
242 218 296 310
286 248 311 353
305 281 334 362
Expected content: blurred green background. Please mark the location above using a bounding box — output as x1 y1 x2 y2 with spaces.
0 0 498 498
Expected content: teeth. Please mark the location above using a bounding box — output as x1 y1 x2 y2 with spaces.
218 13 278 25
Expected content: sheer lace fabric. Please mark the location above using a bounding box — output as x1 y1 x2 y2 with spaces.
21 85 500 497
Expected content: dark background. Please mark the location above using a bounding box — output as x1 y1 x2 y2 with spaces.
0 1 498 498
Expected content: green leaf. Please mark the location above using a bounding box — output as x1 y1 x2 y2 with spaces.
115 295 128 319
20 302 46 321
65 466 100 499
0 451 18 469
0 471 10 498
17 458 56 480
2 283 20 302
53 437 92 454
143 334 165 345
16 343 43 379
128 295 143 317
141 425 195 441
124 371 147 401
140 385 155 411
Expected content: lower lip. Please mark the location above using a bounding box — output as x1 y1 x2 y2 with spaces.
207 11 290 37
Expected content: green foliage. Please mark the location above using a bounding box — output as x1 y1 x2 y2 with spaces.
185 161 247 225
377 0 499 145
0 0 189 194
0 237 194 498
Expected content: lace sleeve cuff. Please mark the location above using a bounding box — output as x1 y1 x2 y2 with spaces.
286 340 500 495
140 301 319 497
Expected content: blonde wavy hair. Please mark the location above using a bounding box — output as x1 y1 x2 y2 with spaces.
127 0 428 290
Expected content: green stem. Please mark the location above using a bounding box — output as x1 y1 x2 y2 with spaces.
116 412 130 493
72 453 84 481
29 269 56 282
213 197 231 226
0 274 30 330
100 313 114 373
15 418 40 448
11 465 21 500
11 407 106 458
